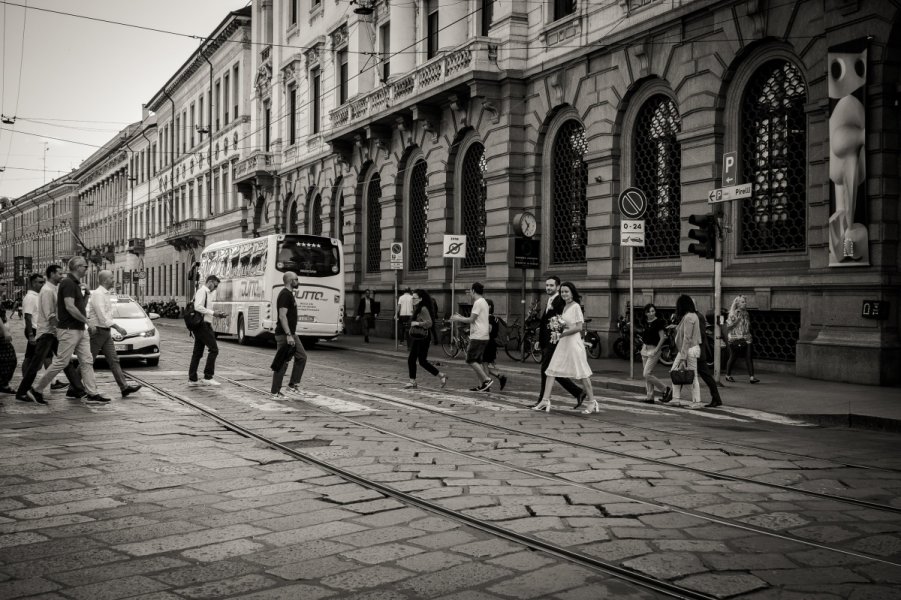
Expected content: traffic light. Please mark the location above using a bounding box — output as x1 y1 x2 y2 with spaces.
688 213 717 259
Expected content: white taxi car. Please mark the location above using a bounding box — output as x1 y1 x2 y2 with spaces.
104 296 161 366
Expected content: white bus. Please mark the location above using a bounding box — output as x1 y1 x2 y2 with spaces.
198 234 345 344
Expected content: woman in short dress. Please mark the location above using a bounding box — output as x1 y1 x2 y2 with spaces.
404 289 448 390
640 303 671 404
534 282 596 414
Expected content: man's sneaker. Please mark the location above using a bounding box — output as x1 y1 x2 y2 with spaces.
188 380 201 386
50 381 68 390
26 388 47 405
476 379 493 392
66 388 87 399
403 381 418 389
498 375 507 391
285 386 308 398
85 394 111 403
16 393 32 403
201 378 221 386
121 384 142 398
271 392 287 400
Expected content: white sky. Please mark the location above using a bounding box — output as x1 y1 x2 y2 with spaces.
0 0 250 199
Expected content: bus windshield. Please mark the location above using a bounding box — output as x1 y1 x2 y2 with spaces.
276 237 341 277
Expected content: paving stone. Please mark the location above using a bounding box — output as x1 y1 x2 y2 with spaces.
851 534 901 557
321 565 413 591
487 564 592 598
63 575 170 600
0 536 103 563
704 552 798 570
3 548 127 579
0 577 62 598
341 542 425 564
408 517 459 533
48 556 189 586
486 550 556 571
435 495 496 511
224 481 311 498
342 498 407 514
0 531 49 549
559 470 625 483
256 520 368 547
175 573 278 599
581 539 653 562
411 530 479 550
255 508 358 531
245 540 355 567
229 583 336 600
500 516 566 534
622 552 708 580
740 511 811 530
462 505 531 521
332 525 422 547
788 548 871 568
179 538 266 562
114 523 269 556
700 502 764 519
152 559 260 586
638 512 703 529
267 555 360 580
6 497 125 520
396 550 472 573
533 528 611 546
397 562 511 598
93 520 206 545
654 540 730 553
350 508 425 528
0 514 95 535
754 567 868 586
452 539 522 558
679 572 769 597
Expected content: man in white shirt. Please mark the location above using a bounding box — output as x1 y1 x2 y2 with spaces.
450 282 493 392
21 273 43 376
89 271 141 398
397 288 414 345
188 275 228 385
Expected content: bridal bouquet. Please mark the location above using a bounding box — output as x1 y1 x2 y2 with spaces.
548 315 566 344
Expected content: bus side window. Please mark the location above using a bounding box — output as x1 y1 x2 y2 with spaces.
250 242 266 276
214 250 228 279
228 246 240 279
239 244 252 277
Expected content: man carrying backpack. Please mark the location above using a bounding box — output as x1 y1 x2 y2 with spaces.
187 275 228 386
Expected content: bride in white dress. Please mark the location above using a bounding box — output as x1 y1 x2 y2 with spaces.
534 282 597 414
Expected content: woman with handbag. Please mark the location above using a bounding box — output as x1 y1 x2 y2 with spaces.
724 295 760 384
404 289 448 389
669 295 702 408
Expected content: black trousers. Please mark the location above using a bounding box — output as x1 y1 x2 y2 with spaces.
539 342 583 401
696 359 722 403
16 333 83 396
408 337 439 379
189 323 218 381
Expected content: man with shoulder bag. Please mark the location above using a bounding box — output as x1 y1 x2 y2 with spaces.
188 275 228 386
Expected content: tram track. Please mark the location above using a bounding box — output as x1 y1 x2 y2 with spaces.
162 336 901 513
125 372 717 600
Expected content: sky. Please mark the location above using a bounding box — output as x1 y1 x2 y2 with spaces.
0 0 250 200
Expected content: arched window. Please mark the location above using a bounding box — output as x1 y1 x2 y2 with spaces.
408 159 429 272
633 95 681 259
740 60 807 254
308 193 322 235
550 120 587 264
460 142 487 268
287 198 298 232
366 172 382 273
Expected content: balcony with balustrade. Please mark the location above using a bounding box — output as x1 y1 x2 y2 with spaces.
326 37 500 145
164 218 206 251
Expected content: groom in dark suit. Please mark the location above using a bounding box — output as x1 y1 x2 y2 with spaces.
530 275 586 409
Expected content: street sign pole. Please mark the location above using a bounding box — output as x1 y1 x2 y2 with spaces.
394 270 399 351
714 229 723 382
629 246 634 380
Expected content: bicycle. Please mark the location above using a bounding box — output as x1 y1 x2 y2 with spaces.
519 320 543 363
582 318 602 359
495 315 525 362
440 320 470 358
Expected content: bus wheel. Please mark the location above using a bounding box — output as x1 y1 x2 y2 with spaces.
237 316 249 345
300 336 318 348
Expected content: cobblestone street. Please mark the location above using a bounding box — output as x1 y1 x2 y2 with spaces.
1 329 900 599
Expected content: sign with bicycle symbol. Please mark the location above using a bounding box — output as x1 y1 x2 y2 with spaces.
443 234 467 259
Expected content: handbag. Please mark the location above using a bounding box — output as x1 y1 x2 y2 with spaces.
670 367 695 385
409 324 429 340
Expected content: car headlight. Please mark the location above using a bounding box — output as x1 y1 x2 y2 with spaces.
141 328 157 338
111 330 123 341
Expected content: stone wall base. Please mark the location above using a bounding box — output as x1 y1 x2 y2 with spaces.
796 339 901 386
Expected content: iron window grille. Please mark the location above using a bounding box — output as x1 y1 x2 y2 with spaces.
366 173 382 273
461 143 487 268
747 309 800 362
740 60 807 255
633 95 681 260
287 198 298 232
551 120 588 265
409 160 429 272
309 194 323 235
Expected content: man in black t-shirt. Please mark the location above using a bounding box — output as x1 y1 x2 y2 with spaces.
28 257 110 404
270 271 308 398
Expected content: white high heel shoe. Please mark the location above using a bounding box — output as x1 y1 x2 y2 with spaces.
532 397 551 412
581 399 600 414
